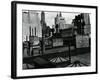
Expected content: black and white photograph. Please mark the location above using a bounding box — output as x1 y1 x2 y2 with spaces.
11 1 97 79
22 10 91 69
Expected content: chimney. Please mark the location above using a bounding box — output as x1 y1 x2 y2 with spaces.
32 28 33 36
29 26 31 36
59 12 62 17
35 27 36 36
26 36 28 41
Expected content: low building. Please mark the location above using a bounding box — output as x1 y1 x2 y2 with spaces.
61 28 74 38
52 38 63 47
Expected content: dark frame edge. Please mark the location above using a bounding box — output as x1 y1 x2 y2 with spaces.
11 1 97 8
11 1 17 79
11 1 98 79
13 72 97 79
96 6 98 74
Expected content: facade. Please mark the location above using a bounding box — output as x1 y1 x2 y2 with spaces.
82 13 90 25
72 13 91 48
41 11 51 38
72 13 91 35
22 10 42 41
41 11 47 34
65 24 74 29
55 12 66 30
82 13 91 35
61 28 74 38
52 38 63 47
23 41 30 57
23 35 30 57
29 27 40 45
76 35 89 48
50 12 74 47
23 26 40 56
55 12 74 32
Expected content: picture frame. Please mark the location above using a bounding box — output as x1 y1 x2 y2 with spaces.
11 1 98 79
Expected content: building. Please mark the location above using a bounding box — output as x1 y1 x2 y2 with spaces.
55 12 66 30
41 11 47 34
22 10 42 41
22 26 40 56
72 13 91 35
82 13 91 35
55 12 74 33
52 13 90 48
72 13 91 48
65 24 74 29
23 36 30 57
52 38 63 47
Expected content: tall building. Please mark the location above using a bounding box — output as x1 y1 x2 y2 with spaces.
41 11 45 23
81 13 91 35
41 11 51 38
40 11 47 54
55 12 66 30
81 13 90 25
72 13 91 35
41 11 47 33
72 13 91 48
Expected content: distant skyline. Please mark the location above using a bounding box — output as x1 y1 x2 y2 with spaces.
22 10 79 41
23 10 80 27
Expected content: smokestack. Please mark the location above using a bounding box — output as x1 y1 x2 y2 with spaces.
32 28 33 36
59 12 62 17
35 27 36 36
29 26 31 36
26 36 28 41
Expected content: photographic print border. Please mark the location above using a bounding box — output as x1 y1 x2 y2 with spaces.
11 1 98 79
